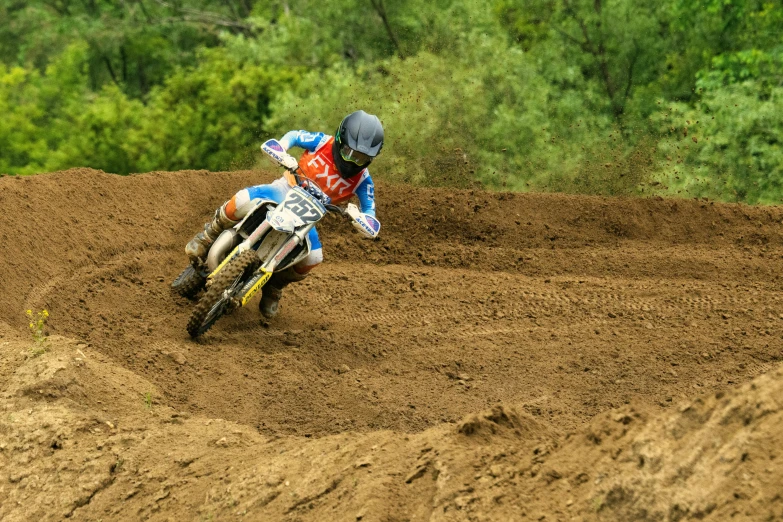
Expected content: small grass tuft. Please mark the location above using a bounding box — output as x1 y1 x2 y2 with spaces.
111 458 124 474
26 309 49 356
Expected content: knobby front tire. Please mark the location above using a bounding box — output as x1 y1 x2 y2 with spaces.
186 250 259 338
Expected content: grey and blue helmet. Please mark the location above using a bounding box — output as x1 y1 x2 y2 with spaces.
333 110 384 179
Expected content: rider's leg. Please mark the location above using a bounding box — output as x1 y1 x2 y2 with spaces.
185 180 289 263
185 205 238 263
260 227 322 319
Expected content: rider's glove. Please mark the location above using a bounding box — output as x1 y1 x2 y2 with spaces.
261 140 299 171
278 154 299 171
346 203 381 239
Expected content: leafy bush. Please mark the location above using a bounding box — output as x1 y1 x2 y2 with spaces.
0 43 299 174
26 309 49 356
652 49 783 203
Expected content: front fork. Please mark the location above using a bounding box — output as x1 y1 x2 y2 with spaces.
260 222 314 271
232 222 315 307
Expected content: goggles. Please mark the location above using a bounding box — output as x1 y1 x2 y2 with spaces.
339 143 373 167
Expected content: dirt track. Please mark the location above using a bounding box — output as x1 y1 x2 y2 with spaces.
1 169 783 520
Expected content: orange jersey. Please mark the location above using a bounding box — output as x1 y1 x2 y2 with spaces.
295 137 369 205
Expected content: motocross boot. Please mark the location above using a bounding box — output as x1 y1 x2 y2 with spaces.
185 205 238 263
259 266 308 319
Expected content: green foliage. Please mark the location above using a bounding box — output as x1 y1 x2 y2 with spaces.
653 80 783 204
0 43 90 174
143 391 153 410
135 47 300 172
0 0 251 96
650 42 783 204
26 309 49 357
0 42 299 174
266 27 628 194
698 48 783 92
0 0 781 203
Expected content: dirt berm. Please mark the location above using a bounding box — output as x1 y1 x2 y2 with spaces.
1 168 782 521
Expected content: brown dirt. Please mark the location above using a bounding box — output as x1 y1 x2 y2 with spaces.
1 168 782 521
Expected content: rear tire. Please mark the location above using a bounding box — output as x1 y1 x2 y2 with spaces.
187 250 259 338
172 265 206 300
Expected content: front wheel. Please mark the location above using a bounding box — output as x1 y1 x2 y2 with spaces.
187 250 259 338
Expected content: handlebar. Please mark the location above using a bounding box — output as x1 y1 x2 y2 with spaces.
325 204 346 216
289 167 303 186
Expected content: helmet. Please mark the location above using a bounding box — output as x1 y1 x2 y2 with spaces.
333 110 384 179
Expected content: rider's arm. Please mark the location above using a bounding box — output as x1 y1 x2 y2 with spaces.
354 172 376 217
346 172 380 238
279 131 328 153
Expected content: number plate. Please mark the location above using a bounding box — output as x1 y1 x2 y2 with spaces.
281 186 326 224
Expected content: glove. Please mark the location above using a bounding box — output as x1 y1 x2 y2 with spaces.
261 139 299 171
346 203 381 239
278 154 299 171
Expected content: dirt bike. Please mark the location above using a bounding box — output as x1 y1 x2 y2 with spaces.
172 139 380 338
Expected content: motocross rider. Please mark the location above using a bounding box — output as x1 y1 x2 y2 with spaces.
185 110 384 319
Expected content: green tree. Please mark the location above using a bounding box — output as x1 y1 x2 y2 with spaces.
0 0 256 98
1 0 781 204
653 47 783 203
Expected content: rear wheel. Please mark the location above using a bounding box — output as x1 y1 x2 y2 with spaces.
187 250 259 338
172 265 206 300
